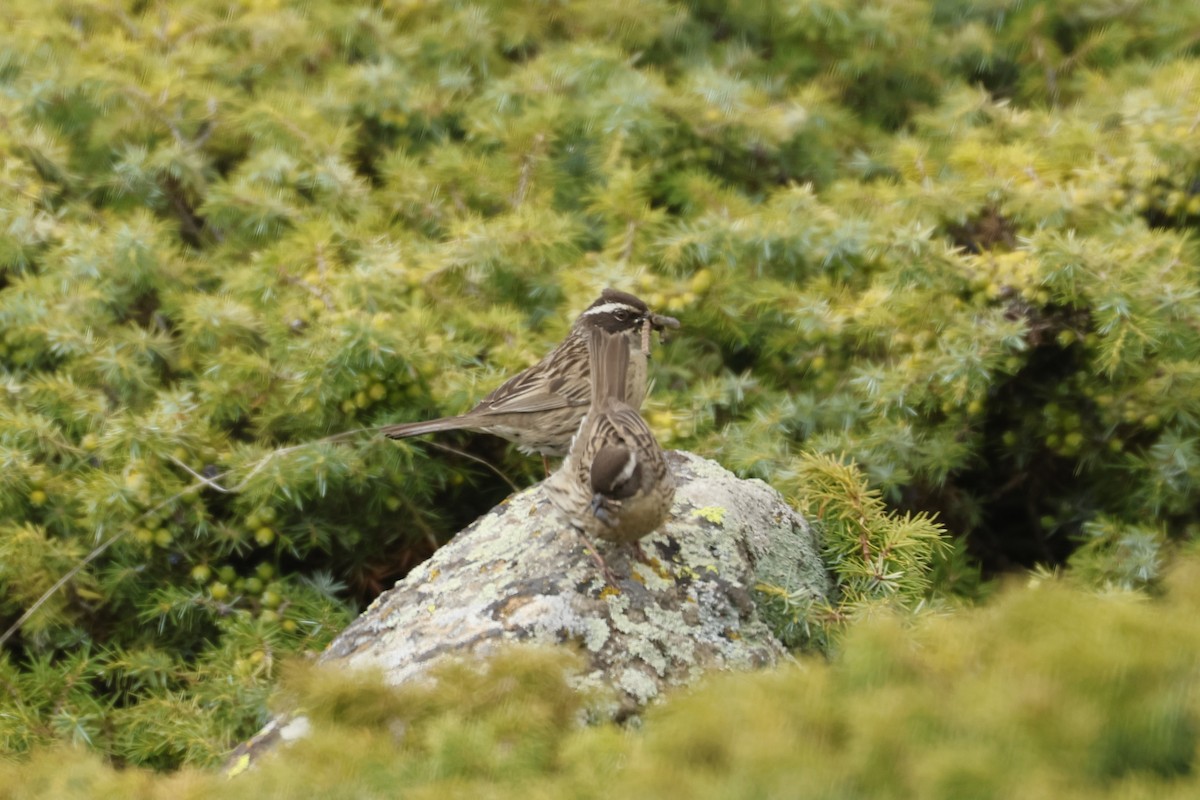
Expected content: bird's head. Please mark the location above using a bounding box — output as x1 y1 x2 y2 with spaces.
576 289 680 352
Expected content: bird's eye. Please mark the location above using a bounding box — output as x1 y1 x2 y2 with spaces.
613 309 628 321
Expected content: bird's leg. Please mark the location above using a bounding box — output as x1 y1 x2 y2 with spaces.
542 454 550 478
576 530 618 586
630 540 649 563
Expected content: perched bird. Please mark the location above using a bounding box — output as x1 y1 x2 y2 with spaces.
380 289 679 460
546 326 676 578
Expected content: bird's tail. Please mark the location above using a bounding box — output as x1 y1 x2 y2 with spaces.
588 327 629 408
380 415 469 439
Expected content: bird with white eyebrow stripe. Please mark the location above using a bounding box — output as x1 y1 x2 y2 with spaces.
546 326 676 579
380 289 679 470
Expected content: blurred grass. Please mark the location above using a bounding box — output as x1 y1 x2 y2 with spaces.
6 560 1200 797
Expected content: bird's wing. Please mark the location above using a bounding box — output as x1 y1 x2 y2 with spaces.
473 342 591 416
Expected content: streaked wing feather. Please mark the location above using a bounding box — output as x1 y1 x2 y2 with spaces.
472 338 590 416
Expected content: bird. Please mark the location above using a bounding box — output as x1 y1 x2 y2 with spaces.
379 289 680 463
546 326 676 580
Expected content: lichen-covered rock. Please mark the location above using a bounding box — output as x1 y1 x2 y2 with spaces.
228 451 828 771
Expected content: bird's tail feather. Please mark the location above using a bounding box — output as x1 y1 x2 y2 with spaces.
380 415 469 439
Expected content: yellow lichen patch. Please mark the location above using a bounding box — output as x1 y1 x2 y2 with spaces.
693 506 727 525
225 753 251 778
647 557 673 581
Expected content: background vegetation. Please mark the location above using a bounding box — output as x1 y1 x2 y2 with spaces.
2 0 1198 787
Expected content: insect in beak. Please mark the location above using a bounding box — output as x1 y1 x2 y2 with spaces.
645 312 680 352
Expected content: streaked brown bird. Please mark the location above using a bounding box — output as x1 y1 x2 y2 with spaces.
380 289 679 460
546 326 676 578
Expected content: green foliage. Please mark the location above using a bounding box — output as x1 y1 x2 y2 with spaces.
757 453 952 649
7 566 1200 797
1 0 1199 773
681 62 1200 584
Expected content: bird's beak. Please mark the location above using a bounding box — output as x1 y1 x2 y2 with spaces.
590 494 617 527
